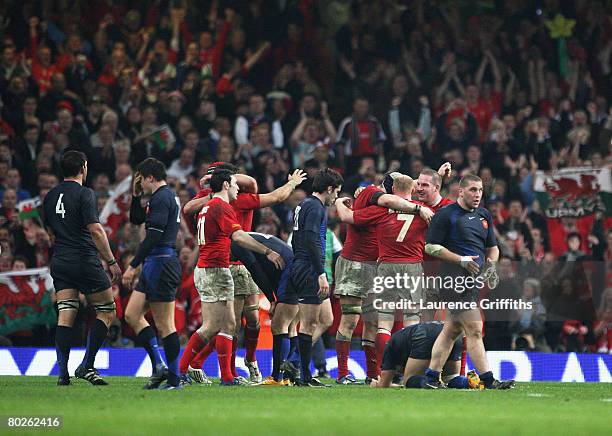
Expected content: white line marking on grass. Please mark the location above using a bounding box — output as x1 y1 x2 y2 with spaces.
526 393 552 398
602 398 612 402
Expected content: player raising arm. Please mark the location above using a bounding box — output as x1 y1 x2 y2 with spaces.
122 158 183 390
183 163 305 383
179 170 284 385
43 151 122 386
336 173 432 378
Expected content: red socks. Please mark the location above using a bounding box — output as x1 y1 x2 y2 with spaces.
335 340 351 380
191 335 216 369
375 329 391 376
216 333 234 382
244 326 260 363
231 336 238 378
179 332 206 374
362 341 378 379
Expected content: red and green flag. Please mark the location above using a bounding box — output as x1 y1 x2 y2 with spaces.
534 167 612 256
17 197 41 221
0 268 57 336
149 124 176 152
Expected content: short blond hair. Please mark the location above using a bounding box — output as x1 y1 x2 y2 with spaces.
393 174 415 194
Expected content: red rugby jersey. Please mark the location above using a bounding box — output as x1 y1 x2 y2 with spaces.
196 197 242 268
353 201 431 263
341 185 381 262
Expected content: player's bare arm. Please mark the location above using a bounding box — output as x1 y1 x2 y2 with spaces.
486 245 500 263
376 194 434 223
257 169 307 208
370 370 394 388
87 222 122 284
183 195 209 216
231 229 285 269
334 197 354 224
199 173 258 193
424 243 480 275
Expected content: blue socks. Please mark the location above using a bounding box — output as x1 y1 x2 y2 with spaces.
272 333 290 381
55 325 72 378
479 371 494 388
447 375 470 389
138 326 164 372
425 368 440 383
162 332 180 386
298 333 313 382
81 319 108 368
288 335 300 366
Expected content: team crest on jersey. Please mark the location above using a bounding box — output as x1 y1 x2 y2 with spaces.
480 218 488 229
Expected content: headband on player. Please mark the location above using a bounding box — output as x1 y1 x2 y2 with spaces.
207 161 226 175
382 172 401 194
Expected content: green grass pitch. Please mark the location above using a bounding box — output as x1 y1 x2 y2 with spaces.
0 377 610 435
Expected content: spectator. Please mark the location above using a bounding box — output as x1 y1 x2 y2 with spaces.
0 168 31 202
167 148 195 185
511 278 548 351
336 97 386 173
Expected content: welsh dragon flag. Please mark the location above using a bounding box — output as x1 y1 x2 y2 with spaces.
0 268 57 336
534 167 612 256
17 197 41 221
99 175 132 243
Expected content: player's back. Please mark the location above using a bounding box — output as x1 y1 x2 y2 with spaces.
146 185 180 252
355 201 430 262
247 232 294 265
43 181 98 259
341 185 380 262
388 322 447 365
291 195 327 266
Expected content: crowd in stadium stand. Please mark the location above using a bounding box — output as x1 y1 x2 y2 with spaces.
0 0 610 354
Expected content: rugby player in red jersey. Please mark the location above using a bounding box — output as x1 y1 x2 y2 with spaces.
179 169 284 385
333 176 433 384
183 163 305 383
336 174 433 378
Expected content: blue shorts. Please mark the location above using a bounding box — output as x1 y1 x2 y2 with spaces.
136 255 181 302
285 261 321 305
275 265 295 304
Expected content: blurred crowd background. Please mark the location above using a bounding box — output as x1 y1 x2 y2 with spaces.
0 0 610 355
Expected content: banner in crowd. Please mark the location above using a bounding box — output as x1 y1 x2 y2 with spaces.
1 348 610 382
99 175 132 242
0 268 56 336
534 167 612 256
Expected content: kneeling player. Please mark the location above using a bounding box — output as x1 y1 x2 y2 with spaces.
370 322 479 389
